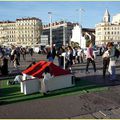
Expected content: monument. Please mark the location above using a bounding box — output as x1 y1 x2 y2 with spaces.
71 25 86 49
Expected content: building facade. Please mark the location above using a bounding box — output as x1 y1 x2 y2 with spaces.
0 21 16 45
42 21 78 47
43 21 95 47
112 13 120 24
95 9 120 46
0 17 42 46
40 35 48 46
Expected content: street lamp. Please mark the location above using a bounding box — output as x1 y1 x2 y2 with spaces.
76 8 85 26
63 20 66 46
76 8 85 47
48 12 52 48
80 8 85 26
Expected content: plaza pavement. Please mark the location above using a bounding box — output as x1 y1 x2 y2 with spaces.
0 53 120 118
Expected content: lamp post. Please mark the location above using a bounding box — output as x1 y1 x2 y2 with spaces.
76 8 85 47
48 12 52 48
80 8 85 26
33 21 35 46
76 8 85 26
63 20 66 46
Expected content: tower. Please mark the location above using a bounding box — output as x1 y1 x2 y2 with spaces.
103 9 110 23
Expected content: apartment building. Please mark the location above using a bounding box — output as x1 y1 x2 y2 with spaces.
0 21 16 45
95 9 120 46
42 21 78 47
0 17 42 46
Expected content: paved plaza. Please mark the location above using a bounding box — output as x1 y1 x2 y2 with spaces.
0 53 120 118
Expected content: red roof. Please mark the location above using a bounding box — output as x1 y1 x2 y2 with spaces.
22 61 71 79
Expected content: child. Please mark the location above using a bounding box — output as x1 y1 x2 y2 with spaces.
41 66 52 95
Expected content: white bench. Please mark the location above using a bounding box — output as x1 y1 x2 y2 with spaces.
21 74 75 95
46 74 75 91
20 78 40 95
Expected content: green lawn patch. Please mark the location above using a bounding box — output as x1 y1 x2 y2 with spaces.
0 78 108 105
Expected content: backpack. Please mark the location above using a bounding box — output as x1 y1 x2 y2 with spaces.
115 48 120 58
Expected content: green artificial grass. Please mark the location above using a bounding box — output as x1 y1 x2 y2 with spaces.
0 78 108 105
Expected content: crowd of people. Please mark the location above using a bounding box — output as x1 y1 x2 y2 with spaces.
46 44 85 71
0 41 119 83
0 45 34 76
0 41 120 96
37 41 119 95
102 42 119 81
46 42 119 82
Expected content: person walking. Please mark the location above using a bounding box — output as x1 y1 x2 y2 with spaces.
20 47 26 61
57 47 64 68
102 48 110 79
16 47 21 63
77 46 84 64
65 46 73 72
29 47 33 57
72 47 77 64
46 47 54 62
46 44 56 62
10 45 20 70
86 42 96 73
107 42 117 81
1 55 9 75
52 44 56 61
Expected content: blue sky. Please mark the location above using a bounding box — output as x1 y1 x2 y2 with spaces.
0 1 120 28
